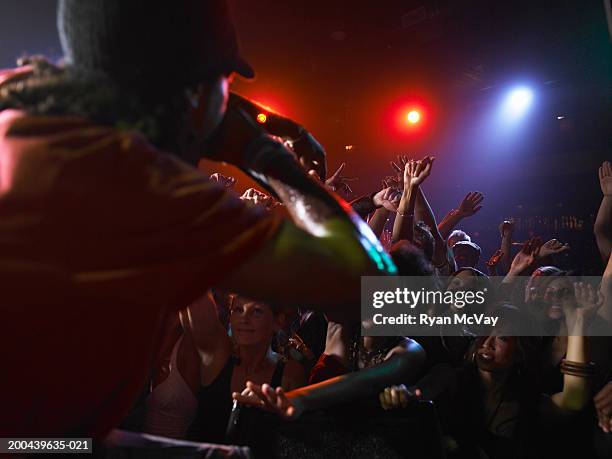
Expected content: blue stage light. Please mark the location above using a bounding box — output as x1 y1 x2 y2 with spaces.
502 87 534 118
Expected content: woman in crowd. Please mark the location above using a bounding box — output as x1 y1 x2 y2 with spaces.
183 291 306 443
381 302 594 459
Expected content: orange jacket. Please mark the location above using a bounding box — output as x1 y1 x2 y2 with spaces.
0 80 280 437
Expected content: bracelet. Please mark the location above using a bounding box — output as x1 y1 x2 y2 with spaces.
396 211 414 218
560 359 596 377
561 360 596 369
561 368 595 377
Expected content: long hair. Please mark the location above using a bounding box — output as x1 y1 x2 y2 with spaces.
461 304 543 457
467 304 542 383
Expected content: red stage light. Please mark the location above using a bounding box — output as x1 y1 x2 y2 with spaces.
406 110 421 124
256 113 267 124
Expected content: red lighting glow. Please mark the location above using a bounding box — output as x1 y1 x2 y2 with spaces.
256 113 267 124
384 96 432 139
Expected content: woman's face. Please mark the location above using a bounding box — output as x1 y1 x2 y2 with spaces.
542 278 574 320
229 298 278 347
475 332 517 373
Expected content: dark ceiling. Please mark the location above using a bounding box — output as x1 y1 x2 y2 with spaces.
1 1 611 214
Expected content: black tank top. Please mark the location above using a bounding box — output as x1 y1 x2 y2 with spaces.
187 356 285 443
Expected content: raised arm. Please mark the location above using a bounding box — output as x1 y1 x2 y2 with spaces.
182 291 232 368
499 237 541 304
595 161 612 262
437 192 484 241
392 161 431 243
498 220 514 274
550 286 595 412
392 158 433 244
389 156 447 266
550 332 590 412
324 162 358 200
414 187 448 267
368 187 401 238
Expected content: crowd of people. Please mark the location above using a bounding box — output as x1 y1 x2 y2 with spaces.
120 155 611 458
0 1 611 459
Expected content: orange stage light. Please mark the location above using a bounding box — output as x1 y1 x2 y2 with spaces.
256 113 267 124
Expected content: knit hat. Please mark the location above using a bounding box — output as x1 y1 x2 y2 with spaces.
57 0 254 90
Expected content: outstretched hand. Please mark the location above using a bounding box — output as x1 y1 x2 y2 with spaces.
457 192 484 217
389 155 434 188
573 281 603 319
325 162 358 197
389 155 409 181
402 156 435 189
599 161 612 196
373 187 402 212
538 238 570 258
509 237 569 275
509 237 542 274
232 382 302 419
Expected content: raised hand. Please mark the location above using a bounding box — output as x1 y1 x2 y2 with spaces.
382 176 402 191
373 187 402 212
389 154 421 188
573 281 603 318
209 172 236 189
457 192 484 218
561 281 603 336
509 237 542 274
599 161 612 196
380 228 393 250
325 162 358 197
538 238 570 258
232 382 302 419
403 156 434 189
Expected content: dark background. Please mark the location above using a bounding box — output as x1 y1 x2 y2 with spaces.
2 0 611 272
